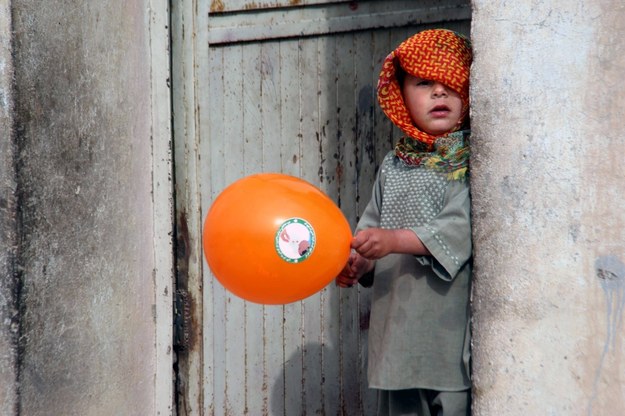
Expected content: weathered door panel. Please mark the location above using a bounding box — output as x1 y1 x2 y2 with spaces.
173 1 470 414
210 0 346 14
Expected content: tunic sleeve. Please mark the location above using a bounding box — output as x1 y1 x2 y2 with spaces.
411 179 472 281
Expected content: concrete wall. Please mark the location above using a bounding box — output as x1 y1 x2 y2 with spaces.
4 1 173 415
0 0 18 414
471 1 625 415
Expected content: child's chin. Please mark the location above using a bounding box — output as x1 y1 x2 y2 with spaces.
427 128 454 137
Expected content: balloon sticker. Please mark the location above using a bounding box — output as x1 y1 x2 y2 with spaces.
275 218 316 263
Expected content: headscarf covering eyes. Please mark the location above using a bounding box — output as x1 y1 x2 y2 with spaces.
377 29 472 150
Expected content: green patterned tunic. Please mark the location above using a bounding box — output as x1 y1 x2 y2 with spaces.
357 147 472 391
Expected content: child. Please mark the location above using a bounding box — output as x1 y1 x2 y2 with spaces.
336 29 473 416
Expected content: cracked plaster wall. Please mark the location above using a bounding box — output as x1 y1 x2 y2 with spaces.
1 1 164 414
470 1 625 414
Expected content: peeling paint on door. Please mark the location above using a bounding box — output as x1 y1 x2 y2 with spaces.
172 1 470 414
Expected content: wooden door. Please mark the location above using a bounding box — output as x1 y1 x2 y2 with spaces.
172 1 470 414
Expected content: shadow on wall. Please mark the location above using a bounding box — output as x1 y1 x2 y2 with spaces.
270 342 327 415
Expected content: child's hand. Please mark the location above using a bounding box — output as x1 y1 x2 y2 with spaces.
351 228 395 260
335 251 373 288
352 228 430 259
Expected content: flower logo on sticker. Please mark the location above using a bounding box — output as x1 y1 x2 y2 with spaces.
275 218 316 263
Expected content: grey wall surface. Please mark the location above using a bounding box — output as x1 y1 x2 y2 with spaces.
0 0 18 413
471 1 625 414
6 1 173 415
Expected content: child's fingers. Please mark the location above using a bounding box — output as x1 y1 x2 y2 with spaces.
337 260 355 278
335 273 357 288
353 234 377 259
351 230 370 250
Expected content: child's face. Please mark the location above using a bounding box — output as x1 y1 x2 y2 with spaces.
402 74 464 136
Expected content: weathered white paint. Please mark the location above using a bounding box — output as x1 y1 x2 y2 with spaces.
207 0 470 44
7 0 174 414
171 0 208 413
173 1 470 414
209 0 349 14
148 0 175 414
471 1 625 414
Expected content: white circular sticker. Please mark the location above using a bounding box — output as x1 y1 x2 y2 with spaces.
275 218 316 263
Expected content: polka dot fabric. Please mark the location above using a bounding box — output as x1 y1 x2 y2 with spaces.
377 29 472 149
379 156 447 230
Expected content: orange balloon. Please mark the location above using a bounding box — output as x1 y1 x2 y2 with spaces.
202 173 352 304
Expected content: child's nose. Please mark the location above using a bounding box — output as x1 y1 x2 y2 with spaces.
432 82 448 97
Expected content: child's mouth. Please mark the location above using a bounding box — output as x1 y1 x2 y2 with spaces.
430 105 450 117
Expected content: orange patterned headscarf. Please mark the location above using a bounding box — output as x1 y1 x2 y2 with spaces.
377 29 472 149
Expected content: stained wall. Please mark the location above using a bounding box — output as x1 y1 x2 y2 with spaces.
1 0 173 415
470 1 625 414
0 0 18 414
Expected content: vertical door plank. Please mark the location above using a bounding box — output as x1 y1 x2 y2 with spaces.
206 44 227 416
353 31 377 413
260 42 283 173
279 38 306 416
299 36 325 416
315 32 343 416
259 41 287 416
242 42 266 415
335 32 362 415
371 30 394 175
186 0 213 411
194 1 214 412
221 44 247 416
258 41 287 416
279 40 302 177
